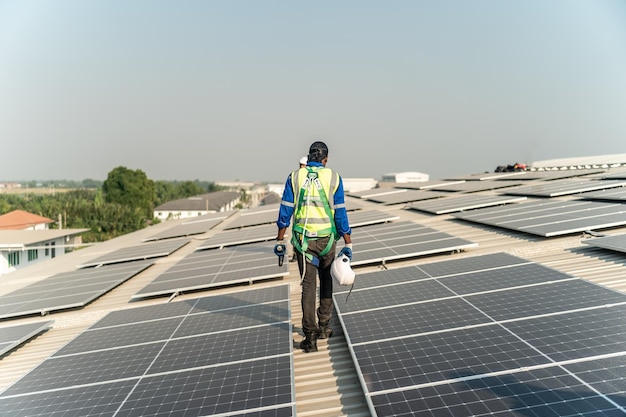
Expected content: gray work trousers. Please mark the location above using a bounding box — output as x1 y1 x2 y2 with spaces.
296 236 336 336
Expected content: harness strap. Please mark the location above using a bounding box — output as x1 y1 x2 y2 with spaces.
292 168 338 264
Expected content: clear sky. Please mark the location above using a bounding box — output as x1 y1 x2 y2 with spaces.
1 1 625 183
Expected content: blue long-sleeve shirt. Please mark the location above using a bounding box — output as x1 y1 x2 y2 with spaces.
276 162 352 238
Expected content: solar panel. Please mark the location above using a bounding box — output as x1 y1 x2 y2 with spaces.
347 188 406 199
0 284 296 417
579 187 626 201
143 213 228 241
453 199 626 237
197 223 277 249
598 170 626 180
0 261 153 319
504 179 626 197
333 252 626 416
363 189 447 205
427 180 525 193
132 241 288 299
503 168 606 181
582 233 626 253
396 180 467 190
347 209 401 226
224 204 281 229
350 221 477 266
197 209 400 250
371 364 624 417
407 194 527 214
0 321 53 357
445 172 528 181
78 239 189 268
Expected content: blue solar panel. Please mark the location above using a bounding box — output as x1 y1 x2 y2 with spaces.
333 252 626 416
0 284 296 416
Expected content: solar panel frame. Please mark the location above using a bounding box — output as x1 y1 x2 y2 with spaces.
406 194 527 214
224 204 281 229
363 189 447 205
132 241 288 300
0 261 153 319
426 180 526 193
0 321 53 357
503 179 626 197
579 187 626 201
142 214 227 241
78 239 189 268
453 199 626 237
197 223 277 249
349 221 477 266
582 233 626 253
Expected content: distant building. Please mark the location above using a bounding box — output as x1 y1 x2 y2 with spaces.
0 210 87 276
530 154 626 170
343 178 378 193
154 191 242 221
381 172 429 183
0 210 54 230
267 177 378 198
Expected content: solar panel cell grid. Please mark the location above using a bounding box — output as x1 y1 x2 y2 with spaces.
466 279 626 321
502 305 626 362
0 261 153 320
334 252 626 416
133 241 288 299
351 221 477 266
335 279 455 313
454 199 626 237
340 298 491 344
371 366 623 417
0 285 295 417
354 325 551 391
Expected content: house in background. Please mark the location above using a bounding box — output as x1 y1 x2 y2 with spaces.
154 191 242 221
0 210 88 276
0 209 54 230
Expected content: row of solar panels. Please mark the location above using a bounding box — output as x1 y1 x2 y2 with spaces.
333 252 626 416
2 198 626 416
3 248 626 416
0 203 480 416
0 285 297 417
0 210 475 321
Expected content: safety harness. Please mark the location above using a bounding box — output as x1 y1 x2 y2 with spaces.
292 168 337 267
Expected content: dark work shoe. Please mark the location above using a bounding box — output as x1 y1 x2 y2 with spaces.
300 333 318 353
318 324 333 339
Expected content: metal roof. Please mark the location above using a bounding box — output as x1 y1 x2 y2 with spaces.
1 175 625 416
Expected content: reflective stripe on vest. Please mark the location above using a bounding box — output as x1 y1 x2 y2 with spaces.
291 167 339 238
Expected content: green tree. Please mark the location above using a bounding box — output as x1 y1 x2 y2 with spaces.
178 181 206 197
102 166 155 218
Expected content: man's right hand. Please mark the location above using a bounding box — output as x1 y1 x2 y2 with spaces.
274 240 286 257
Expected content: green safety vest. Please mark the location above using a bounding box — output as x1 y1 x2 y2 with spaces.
291 166 339 260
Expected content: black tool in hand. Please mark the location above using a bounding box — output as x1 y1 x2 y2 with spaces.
274 240 286 267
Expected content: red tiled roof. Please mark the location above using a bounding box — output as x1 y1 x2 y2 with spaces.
0 210 54 230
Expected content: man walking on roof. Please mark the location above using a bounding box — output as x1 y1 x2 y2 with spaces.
275 141 353 353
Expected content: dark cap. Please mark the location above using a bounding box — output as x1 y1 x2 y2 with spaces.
308 141 328 162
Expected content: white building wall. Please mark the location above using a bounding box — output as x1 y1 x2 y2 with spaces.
0 237 68 276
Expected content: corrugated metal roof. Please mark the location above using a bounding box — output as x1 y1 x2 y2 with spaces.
1 186 626 416
155 191 241 211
